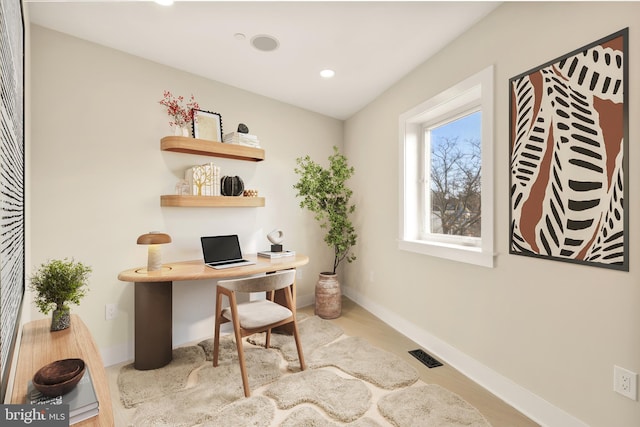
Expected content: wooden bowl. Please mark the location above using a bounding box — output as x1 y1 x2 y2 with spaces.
33 359 85 397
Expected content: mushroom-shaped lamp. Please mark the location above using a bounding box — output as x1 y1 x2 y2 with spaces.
137 232 171 271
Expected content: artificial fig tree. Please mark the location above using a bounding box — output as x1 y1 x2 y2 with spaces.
294 146 357 274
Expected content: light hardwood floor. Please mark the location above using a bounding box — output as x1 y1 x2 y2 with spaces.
298 298 539 427
106 297 539 426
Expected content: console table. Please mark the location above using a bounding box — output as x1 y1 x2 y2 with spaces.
118 254 309 370
10 315 114 426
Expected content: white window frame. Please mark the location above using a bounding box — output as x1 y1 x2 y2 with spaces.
399 65 494 267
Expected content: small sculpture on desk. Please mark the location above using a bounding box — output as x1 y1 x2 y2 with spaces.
267 229 284 252
258 229 295 259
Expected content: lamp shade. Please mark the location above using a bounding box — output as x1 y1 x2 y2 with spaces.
137 232 172 245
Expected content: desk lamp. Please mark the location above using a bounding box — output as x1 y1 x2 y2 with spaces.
137 232 171 271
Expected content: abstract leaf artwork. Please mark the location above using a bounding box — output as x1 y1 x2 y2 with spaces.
509 29 628 271
1 0 25 400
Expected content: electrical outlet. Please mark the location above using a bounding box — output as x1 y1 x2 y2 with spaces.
105 303 118 321
614 365 637 400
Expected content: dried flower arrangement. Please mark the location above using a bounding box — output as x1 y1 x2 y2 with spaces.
159 90 199 128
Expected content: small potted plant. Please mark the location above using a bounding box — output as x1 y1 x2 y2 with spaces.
294 146 357 319
29 258 92 331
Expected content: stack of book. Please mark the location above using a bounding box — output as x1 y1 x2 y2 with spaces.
28 369 99 425
185 162 221 196
257 250 296 259
223 132 261 148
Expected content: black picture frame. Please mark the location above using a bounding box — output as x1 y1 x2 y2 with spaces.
192 109 223 142
509 28 629 271
0 0 26 401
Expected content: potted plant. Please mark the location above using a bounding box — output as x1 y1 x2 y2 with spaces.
29 258 92 331
294 146 357 319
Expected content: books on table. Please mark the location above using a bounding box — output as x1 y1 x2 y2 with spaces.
28 368 99 425
257 250 296 259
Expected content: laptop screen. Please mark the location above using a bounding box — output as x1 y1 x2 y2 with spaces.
201 235 243 264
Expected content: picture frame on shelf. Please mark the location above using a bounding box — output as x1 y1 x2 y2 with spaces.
193 109 223 142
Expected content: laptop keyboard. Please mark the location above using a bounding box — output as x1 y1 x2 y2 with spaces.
210 259 244 266
207 259 254 269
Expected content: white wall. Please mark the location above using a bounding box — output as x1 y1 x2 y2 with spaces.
343 2 640 427
29 25 339 365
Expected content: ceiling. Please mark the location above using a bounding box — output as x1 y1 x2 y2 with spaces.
26 1 500 120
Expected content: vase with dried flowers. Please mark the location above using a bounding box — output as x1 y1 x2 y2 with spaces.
159 90 199 137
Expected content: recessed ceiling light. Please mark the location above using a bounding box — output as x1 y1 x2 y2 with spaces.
154 0 173 6
320 69 336 79
251 35 279 52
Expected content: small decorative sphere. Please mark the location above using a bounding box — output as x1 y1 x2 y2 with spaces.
237 123 249 134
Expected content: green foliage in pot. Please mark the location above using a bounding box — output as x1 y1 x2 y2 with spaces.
294 146 357 274
29 258 92 316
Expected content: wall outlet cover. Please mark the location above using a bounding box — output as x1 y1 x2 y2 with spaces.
105 303 118 321
614 365 638 400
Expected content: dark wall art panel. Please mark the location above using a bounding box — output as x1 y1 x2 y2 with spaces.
509 29 628 271
0 0 25 400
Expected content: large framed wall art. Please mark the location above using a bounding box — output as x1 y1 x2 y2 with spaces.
0 0 25 401
509 28 628 271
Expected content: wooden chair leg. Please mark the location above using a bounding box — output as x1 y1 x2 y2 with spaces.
284 285 306 370
265 329 271 349
291 319 306 371
234 332 250 397
212 290 224 367
229 294 251 397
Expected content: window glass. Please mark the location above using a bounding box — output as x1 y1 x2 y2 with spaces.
426 111 482 241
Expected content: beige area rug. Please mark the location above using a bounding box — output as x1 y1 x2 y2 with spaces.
378 384 493 427
117 345 205 408
246 314 344 362
117 316 492 426
308 336 419 389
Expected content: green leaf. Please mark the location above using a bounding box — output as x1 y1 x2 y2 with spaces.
28 258 92 315
293 146 357 274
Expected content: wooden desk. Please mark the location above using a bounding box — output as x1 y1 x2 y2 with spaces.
10 315 114 427
118 254 308 370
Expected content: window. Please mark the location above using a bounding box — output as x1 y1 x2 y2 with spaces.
399 66 494 267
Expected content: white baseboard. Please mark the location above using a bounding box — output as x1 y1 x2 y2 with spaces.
343 286 588 427
101 340 134 367
297 293 315 310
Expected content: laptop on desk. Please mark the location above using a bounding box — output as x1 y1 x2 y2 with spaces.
201 235 256 269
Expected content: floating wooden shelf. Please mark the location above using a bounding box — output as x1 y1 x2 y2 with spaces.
160 136 264 161
161 195 265 207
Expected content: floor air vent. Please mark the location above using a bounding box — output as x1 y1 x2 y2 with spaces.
409 349 443 368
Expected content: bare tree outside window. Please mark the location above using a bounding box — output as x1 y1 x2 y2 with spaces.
427 112 482 238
